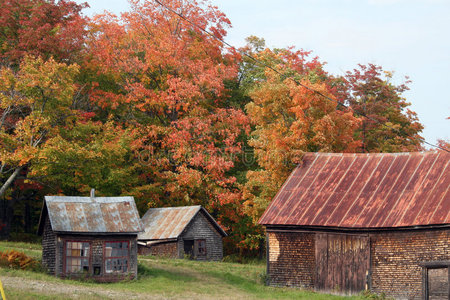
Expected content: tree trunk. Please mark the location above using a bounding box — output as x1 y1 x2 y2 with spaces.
0 166 23 198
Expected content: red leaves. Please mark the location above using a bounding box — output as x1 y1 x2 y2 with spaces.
0 0 88 64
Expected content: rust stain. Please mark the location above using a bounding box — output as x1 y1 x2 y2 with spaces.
259 152 450 228
139 206 226 240
45 196 141 233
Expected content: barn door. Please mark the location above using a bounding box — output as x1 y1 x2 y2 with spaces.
315 233 370 294
425 267 449 300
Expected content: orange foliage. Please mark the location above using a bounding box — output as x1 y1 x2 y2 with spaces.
0 250 37 270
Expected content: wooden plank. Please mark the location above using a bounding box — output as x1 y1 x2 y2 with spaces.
315 233 369 294
315 233 328 289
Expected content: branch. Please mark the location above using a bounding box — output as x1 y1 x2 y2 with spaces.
0 166 23 198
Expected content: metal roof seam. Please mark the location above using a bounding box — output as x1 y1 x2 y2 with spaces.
287 155 339 224
167 207 198 238
78 202 89 232
444 188 450 223
351 154 398 227
283 155 332 223
308 154 358 226
367 154 414 227
383 153 431 227
338 154 384 227
259 152 449 228
367 154 415 227
424 161 450 225
42 196 141 233
407 153 443 225
260 154 314 223
326 153 372 227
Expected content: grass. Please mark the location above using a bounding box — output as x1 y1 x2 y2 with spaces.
0 241 367 299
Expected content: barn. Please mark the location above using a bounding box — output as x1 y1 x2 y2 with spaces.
37 190 142 282
259 152 449 299
138 205 226 261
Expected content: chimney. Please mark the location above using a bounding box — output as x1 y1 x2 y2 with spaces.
90 188 95 199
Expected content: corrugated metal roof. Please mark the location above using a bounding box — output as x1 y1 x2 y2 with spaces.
43 196 142 233
259 152 450 228
139 206 226 240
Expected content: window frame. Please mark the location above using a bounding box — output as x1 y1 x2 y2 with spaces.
103 240 130 274
63 240 92 275
195 239 207 257
420 261 450 300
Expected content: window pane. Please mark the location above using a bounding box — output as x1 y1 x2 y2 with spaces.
65 241 90 273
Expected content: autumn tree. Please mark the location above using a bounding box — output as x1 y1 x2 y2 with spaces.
345 64 424 152
0 56 80 197
242 48 361 225
30 118 135 196
0 0 88 66
86 0 250 247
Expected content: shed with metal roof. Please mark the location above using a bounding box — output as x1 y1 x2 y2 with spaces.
38 190 142 282
138 205 226 261
259 152 449 299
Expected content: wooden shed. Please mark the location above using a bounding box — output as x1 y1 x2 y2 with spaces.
138 206 226 261
259 152 449 299
37 191 142 282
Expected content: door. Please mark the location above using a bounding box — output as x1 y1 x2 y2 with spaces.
426 267 449 300
183 240 194 258
315 233 370 294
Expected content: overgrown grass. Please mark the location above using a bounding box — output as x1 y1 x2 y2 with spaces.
0 241 42 259
0 241 367 299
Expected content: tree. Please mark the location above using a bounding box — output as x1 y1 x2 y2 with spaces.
0 56 79 198
30 118 135 196
0 0 88 66
345 64 424 152
242 48 361 225
87 0 250 245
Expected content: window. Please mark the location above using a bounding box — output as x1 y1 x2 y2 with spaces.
65 241 90 274
104 241 129 273
196 239 206 256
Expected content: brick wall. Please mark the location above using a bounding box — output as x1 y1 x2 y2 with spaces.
370 229 450 299
41 216 56 275
179 211 224 261
54 234 138 282
267 231 315 288
138 241 178 258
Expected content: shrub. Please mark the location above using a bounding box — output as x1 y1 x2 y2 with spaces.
0 249 37 270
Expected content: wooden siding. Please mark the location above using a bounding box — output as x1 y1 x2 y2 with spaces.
315 233 369 293
41 216 56 275
53 234 138 282
178 211 223 261
266 228 450 298
267 231 315 288
370 229 450 299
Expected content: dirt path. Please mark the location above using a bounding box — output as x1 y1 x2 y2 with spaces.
0 275 163 299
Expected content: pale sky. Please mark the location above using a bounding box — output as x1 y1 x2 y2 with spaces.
77 0 450 146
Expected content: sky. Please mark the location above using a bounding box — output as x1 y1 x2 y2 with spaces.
76 0 450 146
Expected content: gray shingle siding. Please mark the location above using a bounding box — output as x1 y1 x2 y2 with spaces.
179 211 223 261
41 216 56 275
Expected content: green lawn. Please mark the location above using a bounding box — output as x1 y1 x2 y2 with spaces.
0 241 370 299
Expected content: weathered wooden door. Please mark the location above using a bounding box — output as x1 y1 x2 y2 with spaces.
426 267 449 300
315 233 370 294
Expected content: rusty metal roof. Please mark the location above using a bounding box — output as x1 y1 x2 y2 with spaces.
259 152 450 228
139 206 226 241
40 196 142 234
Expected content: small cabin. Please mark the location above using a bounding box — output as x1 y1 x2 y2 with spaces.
138 206 226 261
37 192 142 282
260 152 449 299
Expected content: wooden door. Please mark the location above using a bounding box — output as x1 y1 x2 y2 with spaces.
426 267 449 300
315 233 370 294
